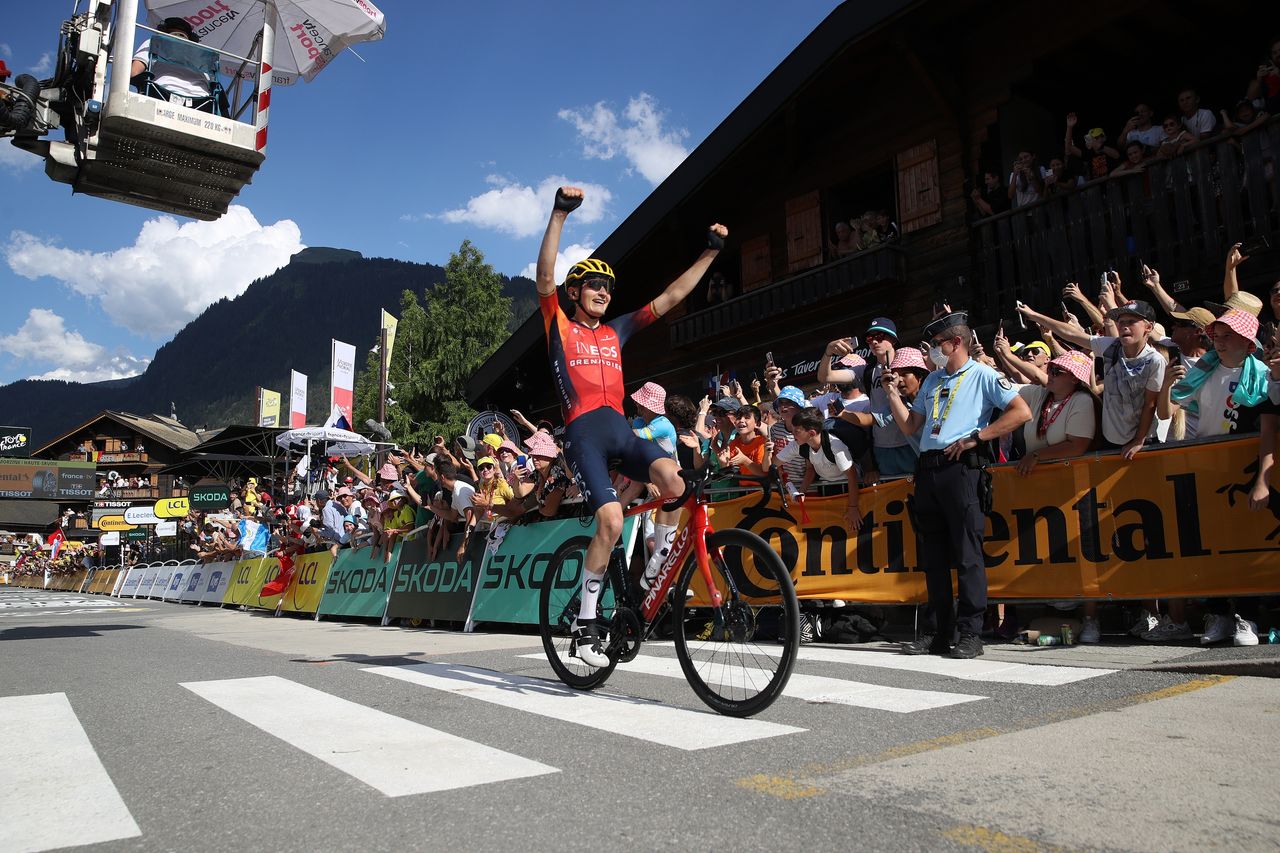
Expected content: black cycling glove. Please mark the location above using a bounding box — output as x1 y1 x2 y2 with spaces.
707 229 725 251
554 188 583 213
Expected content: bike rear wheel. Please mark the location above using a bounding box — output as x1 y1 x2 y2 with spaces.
673 528 799 717
538 536 618 689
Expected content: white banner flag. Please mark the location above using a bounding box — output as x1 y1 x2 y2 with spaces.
330 340 356 427
290 370 308 428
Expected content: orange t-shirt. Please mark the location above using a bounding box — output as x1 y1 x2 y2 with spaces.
728 434 767 480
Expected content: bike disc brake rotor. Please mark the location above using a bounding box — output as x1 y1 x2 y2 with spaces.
610 607 644 662
711 600 756 643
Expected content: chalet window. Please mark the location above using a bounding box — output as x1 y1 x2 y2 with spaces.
896 139 942 234
785 190 823 274
740 235 773 292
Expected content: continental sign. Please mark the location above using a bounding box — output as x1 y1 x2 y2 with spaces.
95 516 136 532
708 436 1280 602
0 458 95 499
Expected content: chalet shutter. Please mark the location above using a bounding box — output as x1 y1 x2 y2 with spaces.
896 139 942 234
784 190 823 273
740 235 773 292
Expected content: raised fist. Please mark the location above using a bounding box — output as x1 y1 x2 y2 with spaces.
554 186 584 213
707 223 728 251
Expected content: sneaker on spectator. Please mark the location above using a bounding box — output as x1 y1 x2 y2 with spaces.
1141 615 1192 642
1128 610 1159 637
1079 616 1101 644
1201 613 1233 645
799 613 818 645
1233 615 1260 646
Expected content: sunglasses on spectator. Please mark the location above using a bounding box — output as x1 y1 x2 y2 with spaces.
1019 350 1043 360
1047 365 1068 377
477 463 495 471
865 332 892 343
929 335 958 347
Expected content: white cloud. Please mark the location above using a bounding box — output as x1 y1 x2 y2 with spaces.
519 242 596 283
558 93 689 185
0 44 11 60
5 206 304 337
27 52 51 77
0 141 40 172
0 308 150 383
433 176 611 239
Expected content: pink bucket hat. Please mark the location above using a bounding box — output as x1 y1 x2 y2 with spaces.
524 431 559 459
836 353 866 368
1049 350 1093 386
888 347 927 372
630 381 666 413
497 439 520 456
1209 308 1259 343
377 462 399 481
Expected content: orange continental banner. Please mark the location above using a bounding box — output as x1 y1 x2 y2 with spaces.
708 436 1280 602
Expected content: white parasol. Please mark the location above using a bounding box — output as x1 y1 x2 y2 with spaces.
142 0 386 85
275 426 376 457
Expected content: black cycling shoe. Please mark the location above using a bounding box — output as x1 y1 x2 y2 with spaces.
901 634 950 655
950 633 984 659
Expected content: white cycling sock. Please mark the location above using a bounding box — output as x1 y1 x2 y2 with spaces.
642 524 678 585
577 567 606 620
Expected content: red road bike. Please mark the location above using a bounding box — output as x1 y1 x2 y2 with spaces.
538 468 799 717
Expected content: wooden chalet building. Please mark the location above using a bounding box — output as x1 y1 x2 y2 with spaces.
468 0 1279 416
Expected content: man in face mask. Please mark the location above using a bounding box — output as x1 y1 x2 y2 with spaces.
882 311 1031 659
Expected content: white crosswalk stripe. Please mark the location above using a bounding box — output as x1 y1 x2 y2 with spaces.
706 643 1118 686
181 675 558 796
516 653 985 712
0 693 141 853
363 661 805 749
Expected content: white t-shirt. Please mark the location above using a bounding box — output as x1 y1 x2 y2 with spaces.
777 434 854 483
1017 385 1096 454
1191 365 1242 438
1181 108 1217 138
450 481 476 516
1126 125 1166 148
1090 336 1166 445
133 39 211 98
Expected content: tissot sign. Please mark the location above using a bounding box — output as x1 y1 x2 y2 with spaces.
0 426 31 458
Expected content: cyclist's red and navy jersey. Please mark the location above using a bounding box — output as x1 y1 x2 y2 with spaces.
540 290 658 424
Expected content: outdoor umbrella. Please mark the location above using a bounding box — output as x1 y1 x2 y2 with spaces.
142 0 386 85
275 426 376 457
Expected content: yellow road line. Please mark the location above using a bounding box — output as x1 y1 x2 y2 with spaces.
943 825 1070 853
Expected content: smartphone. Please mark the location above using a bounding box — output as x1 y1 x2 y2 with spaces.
1167 279 1191 293
1014 301 1026 329
1167 344 1182 365
1060 301 1070 319
516 454 527 468
1099 272 1109 288
765 351 774 367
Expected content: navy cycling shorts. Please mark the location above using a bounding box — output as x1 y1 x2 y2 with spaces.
563 407 668 513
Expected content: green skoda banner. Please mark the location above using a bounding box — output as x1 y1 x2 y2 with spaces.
385 533 487 623
316 544 401 618
467 516 638 626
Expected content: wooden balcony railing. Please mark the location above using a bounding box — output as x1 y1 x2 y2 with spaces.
973 117 1279 319
670 244 904 347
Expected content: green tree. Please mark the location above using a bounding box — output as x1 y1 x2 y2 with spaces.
354 240 511 448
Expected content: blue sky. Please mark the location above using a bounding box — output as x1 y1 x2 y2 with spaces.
0 1 839 385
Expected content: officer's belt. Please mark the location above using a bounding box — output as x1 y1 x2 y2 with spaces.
917 449 983 470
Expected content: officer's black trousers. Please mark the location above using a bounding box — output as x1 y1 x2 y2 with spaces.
913 461 988 637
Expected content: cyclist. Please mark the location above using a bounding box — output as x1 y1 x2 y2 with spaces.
536 185 727 667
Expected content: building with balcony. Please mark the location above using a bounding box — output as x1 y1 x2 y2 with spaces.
467 0 1279 418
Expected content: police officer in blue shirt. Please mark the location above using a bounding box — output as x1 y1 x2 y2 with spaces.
882 311 1031 658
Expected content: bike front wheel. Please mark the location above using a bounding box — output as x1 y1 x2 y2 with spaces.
538 536 618 690
673 528 799 717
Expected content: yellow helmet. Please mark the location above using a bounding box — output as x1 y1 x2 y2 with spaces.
563 258 616 287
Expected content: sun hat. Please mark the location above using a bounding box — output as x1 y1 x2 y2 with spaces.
709 395 741 413
888 347 928 372
629 381 667 414
455 435 478 460
1208 308 1260 343
1168 306 1215 328
386 490 406 502
335 487 353 498
1205 291 1264 318
1149 323 1171 346
377 463 398 481
775 386 807 409
836 353 866 368
1048 350 1093 386
481 433 503 450
1086 127 1106 140
424 452 439 466
496 440 521 457
474 456 498 469
524 431 559 459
